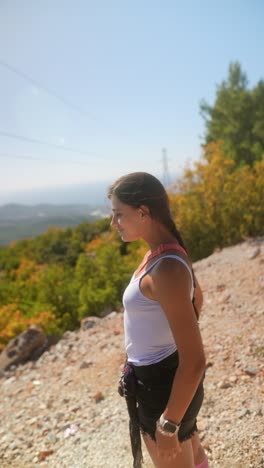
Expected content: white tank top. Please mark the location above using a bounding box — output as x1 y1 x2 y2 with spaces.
123 255 194 366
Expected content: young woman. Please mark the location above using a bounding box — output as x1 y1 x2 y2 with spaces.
108 172 208 468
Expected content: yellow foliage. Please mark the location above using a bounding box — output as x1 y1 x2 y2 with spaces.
0 303 56 351
13 258 44 283
169 142 264 260
85 230 120 254
85 237 104 252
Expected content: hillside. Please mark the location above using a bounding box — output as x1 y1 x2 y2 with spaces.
0 238 263 468
0 204 109 246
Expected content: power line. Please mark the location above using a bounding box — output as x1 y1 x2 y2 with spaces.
0 153 95 166
0 58 96 121
0 130 105 158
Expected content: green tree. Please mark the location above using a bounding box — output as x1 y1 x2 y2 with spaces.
36 263 79 330
75 238 132 320
200 62 264 166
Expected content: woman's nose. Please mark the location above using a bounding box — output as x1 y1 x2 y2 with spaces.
111 215 116 227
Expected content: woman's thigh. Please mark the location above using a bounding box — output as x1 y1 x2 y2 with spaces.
143 433 194 468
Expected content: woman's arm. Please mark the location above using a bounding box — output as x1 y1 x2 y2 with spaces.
151 258 206 424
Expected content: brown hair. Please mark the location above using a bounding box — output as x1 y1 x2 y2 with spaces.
108 172 187 252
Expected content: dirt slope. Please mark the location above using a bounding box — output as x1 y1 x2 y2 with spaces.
0 238 263 468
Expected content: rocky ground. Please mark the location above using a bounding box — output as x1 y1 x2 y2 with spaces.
0 237 264 468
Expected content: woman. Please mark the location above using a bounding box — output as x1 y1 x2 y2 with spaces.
108 172 208 468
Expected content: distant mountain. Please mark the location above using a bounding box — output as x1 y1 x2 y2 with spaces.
0 203 110 246
0 174 182 245
0 180 111 206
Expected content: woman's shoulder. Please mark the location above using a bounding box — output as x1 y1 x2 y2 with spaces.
150 252 192 280
157 249 191 268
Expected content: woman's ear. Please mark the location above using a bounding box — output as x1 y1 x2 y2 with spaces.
138 205 151 218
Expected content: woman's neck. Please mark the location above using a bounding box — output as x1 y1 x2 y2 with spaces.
142 225 178 252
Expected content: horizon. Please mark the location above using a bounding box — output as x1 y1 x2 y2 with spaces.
0 171 182 206
0 179 112 206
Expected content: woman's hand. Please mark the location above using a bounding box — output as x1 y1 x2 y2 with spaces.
155 425 182 462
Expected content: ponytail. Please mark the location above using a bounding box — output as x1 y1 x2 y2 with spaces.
166 215 188 254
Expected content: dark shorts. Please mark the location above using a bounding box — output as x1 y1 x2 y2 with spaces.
131 351 205 442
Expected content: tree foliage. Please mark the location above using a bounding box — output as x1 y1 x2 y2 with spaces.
200 62 264 166
170 142 264 261
0 219 138 348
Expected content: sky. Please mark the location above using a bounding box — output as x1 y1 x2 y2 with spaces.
0 0 263 204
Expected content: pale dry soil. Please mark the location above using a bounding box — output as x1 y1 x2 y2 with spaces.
0 238 264 468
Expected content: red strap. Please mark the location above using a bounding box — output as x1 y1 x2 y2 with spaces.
148 243 187 260
137 243 188 275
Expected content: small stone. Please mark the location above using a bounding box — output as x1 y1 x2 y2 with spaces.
33 380 42 385
237 408 250 419
54 412 64 422
46 399 53 409
28 417 38 425
9 442 18 450
79 360 92 369
218 380 232 389
93 391 104 403
244 367 257 376
3 376 16 386
70 405 81 413
73 436 81 444
253 406 263 416
229 375 238 383
217 292 231 304
81 316 100 331
206 361 214 369
47 433 58 444
247 247 261 259
38 450 54 462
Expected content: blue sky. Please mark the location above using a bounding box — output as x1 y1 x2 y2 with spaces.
0 0 263 202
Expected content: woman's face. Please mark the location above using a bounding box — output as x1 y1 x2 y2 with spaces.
110 194 145 242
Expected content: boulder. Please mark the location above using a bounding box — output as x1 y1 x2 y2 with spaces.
81 316 101 331
0 325 47 371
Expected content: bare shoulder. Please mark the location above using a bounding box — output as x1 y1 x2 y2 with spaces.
150 254 192 297
152 252 192 278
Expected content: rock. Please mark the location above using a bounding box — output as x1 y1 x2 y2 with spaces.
38 450 55 462
218 380 232 389
79 360 93 369
229 375 238 384
217 291 231 304
252 406 263 416
247 247 261 259
0 325 47 371
47 432 58 445
105 311 119 319
237 409 251 419
205 361 214 369
93 391 104 403
81 316 101 331
244 367 257 376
